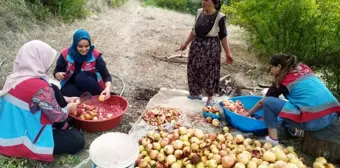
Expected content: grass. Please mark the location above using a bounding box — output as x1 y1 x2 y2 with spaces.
0 155 81 168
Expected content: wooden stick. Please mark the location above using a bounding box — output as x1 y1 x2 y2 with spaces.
219 75 231 82
167 54 188 59
258 84 271 88
239 86 263 90
0 57 8 66
152 55 168 58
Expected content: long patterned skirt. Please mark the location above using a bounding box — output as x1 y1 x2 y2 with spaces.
187 36 221 97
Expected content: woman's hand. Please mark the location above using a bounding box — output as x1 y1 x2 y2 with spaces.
177 43 188 51
66 102 80 114
242 112 251 117
226 52 233 64
64 96 79 103
56 72 66 80
100 87 111 100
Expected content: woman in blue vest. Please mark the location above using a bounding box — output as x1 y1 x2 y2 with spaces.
0 40 85 161
53 29 112 99
244 54 340 144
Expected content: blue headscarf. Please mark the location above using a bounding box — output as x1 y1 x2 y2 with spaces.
69 29 94 63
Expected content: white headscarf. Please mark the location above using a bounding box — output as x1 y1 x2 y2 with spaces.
0 40 57 96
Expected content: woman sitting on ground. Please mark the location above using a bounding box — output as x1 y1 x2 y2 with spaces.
54 29 112 99
244 54 340 145
0 40 85 161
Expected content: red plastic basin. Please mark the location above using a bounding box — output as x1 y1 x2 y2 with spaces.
70 95 129 133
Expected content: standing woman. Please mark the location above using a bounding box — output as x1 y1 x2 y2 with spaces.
179 0 233 107
54 29 112 99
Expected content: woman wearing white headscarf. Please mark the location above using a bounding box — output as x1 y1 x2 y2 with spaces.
0 40 84 162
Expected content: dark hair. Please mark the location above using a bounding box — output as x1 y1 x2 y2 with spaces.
270 54 298 87
212 0 222 10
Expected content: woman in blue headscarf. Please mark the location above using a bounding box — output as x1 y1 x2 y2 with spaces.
53 29 112 99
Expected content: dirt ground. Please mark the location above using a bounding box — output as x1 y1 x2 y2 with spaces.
0 0 272 167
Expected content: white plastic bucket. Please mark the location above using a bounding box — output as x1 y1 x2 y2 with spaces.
90 132 139 168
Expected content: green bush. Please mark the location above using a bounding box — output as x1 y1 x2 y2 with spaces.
109 0 128 8
25 0 88 22
144 0 201 15
222 0 340 95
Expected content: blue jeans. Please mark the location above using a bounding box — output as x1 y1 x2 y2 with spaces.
263 97 337 131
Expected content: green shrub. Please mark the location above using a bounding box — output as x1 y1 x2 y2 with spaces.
25 0 88 22
111 0 128 7
222 0 340 95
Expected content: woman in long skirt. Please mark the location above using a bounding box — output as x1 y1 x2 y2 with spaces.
179 0 233 107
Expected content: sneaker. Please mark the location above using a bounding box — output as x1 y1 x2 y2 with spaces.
188 95 203 100
265 136 279 145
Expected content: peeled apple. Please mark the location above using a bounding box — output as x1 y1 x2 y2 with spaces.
247 161 257 168
287 163 299 168
223 127 229 133
138 159 148 168
237 153 250 165
263 151 276 163
325 163 335 168
166 155 177 166
315 157 327 164
268 164 275 168
313 162 325 168
286 146 295 153
164 145 174 155
212 154 222 164
274 149 288 161
258 165 269 168
221 155 235 168
207 159 218 168
275 160 288 168
234 162 246 168
98 95 105 101
254 140 262 147
261 161 269 166
235 135 245 143
196 162 205 168
263 143 272 150
157 153 165 162
179 127 188 135
217 134 226 142
149 150 159 160
186 164 195 168
212 119 220 127
171 162 181 168
172 140 184 150
194 129 204 139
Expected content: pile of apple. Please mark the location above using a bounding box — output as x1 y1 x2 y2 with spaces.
222 100 264 120
143 107 182 126
222 100 248 116
202 106 222 127
135 126 328 168
70 103 113 121
203 106 221 116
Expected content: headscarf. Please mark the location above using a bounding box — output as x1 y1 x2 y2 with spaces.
69 29 94 63
0 40 57 96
